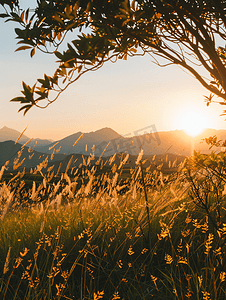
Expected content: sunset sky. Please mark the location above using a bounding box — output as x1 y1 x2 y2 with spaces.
1 1 226 141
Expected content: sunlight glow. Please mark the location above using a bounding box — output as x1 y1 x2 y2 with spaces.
182 111 207 137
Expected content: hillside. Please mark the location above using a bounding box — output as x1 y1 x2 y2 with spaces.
0 140 65 170
0 126 53 147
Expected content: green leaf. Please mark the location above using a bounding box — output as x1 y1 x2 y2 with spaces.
54 51 64 60
25 8 29 24
10 12 19 19
21 82 34 102
53 14 63 24
18 104 33 115
30 48 35 58
15 27 24 37
20 10 25 22
0 14 9 18
10 96 26 102
50 75 58 85
15 45 32 52
37 75 51 88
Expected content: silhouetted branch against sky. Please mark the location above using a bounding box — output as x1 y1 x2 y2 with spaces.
1 0 226 113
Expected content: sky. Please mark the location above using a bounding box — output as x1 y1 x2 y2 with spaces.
1 2 226 141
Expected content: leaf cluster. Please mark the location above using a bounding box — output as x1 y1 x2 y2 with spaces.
1 1 226 113
183 146 226 231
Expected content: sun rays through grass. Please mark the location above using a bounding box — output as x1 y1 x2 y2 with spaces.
0 143 225 299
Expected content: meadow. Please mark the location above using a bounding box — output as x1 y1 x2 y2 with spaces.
0 140 225 300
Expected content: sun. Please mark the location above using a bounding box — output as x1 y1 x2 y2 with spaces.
182 111 207 137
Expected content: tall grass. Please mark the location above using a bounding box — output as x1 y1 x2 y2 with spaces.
0 145 225 299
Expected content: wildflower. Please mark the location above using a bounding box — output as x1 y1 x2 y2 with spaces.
158 221 172 240
110 237 116 243
20 247 29 257
94 290 104 300
141 248 148 254
44 236 51 246
150 275 157 282
87 266 94 279
165 254 173 264
150 275 158 291
181 229 191 237
177 239 183 253
118 153 129 169
3 247 11 274
220 271 226 282
186 242 192 254
57 256 66 267
126 232 132 239
185 274 192 283
204 233 214 255
26 260 33 271
185 289 193 299
135 149 143 165
0 161 9 181
201 291 211 300
33 277 40 287
47 267 60 278
112 172 119 187
128 246 134 256
201 220 209 233
14 257 23 269
177 256 188 265
61 270 69 280
56 283 65 296
192 219 201 228
21 270 30 280
1 191 13 221
213 247 222 256
117 260 123 268
50 148 55 160
217 223 226 238
112 291 120 300
198 275 203 288
78 233 84 239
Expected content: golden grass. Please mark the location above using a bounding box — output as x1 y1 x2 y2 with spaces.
0 146 225 299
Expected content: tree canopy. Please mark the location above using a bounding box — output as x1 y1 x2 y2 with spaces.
1 0 226 114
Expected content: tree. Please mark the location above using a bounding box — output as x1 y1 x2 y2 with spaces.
1 0 226 114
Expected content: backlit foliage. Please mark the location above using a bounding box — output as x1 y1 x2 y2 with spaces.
0 139 225 299
1 1 226 113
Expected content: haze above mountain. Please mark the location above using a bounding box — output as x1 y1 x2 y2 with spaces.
1 126 226 157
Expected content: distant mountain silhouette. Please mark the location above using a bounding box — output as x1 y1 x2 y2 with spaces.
0 126 30 143
0 140 65 169
36 127 123 155
29 138 54 148
0 126 53 148
2 126 226 174
1 126 226 158
0 140 186 174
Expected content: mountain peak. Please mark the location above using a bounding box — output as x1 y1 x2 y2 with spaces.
0 126 30 142
1 126 12 131
91 127 122 138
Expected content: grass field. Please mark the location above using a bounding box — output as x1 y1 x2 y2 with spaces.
0 145 225 299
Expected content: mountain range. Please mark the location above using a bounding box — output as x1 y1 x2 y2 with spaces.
1 126 226 159
0 126 54 147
